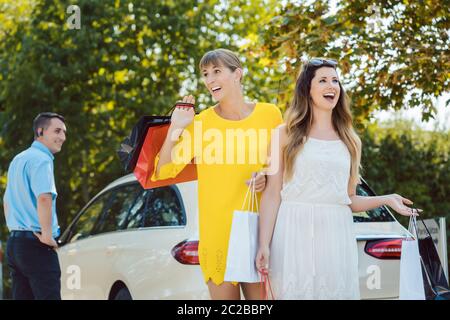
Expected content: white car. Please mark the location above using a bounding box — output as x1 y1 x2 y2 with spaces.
57 174 410 299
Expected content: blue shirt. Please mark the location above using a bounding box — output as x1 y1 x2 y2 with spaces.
3 141 60 237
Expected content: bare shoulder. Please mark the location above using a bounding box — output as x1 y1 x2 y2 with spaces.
276 123 287 139
273 123 288 147
276 123 287 132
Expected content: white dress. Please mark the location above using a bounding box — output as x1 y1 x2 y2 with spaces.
270 137 360 300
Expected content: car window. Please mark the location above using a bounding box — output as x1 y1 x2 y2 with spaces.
69 191 113 242
123 189 151 229
91 183 144 235
142 186 186 227
353 183 395 222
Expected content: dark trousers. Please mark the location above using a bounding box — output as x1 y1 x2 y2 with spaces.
6 232 61 300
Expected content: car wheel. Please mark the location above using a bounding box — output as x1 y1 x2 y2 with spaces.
114 287 132 300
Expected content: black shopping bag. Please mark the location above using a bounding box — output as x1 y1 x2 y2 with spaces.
117 116 170 173
417 217 450 300
117 102 195 173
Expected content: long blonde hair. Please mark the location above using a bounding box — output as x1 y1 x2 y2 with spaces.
283 61 362 189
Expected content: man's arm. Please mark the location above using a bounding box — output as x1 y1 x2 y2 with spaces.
3 201 8 220
34 193 58 248
29 160 58 248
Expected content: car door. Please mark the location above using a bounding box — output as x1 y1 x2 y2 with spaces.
59 183 143 299
110 184 206 299
58 189 112 299
82 182 146 299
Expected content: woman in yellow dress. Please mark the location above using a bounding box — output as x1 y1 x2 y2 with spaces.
151 49 283 299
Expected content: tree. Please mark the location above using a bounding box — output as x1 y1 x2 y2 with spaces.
260 0 449 124
0 0 280 229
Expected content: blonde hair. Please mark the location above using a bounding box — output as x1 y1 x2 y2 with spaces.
284 62 362 189
199 48 243 82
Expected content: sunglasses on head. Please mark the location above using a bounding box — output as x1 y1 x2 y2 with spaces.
308 58 338 68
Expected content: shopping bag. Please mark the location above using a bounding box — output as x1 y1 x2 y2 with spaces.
399 216 425 300
117 102 195 173
224 178 260 283
117 116 170 173
417 217 450 300
400 215 450 300
133 123 197 189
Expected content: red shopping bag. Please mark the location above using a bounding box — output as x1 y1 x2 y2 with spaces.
133 123 197 189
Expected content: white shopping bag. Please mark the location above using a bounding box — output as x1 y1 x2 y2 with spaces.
224 178 260 283
399 216 425 300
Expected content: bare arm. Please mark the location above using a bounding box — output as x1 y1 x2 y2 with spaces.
156 125 188 173
34 193 58 248
3 201 8 219
348 183 389 212
258 172 283 247
348 183 420 216
256 125 286 272
155 96 195 177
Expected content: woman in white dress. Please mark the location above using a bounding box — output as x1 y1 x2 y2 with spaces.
255 58 420 300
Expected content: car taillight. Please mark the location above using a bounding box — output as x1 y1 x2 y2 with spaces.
365 238 403 260
171 240 199 265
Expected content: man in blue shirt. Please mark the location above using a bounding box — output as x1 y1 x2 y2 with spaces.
3 112 67 300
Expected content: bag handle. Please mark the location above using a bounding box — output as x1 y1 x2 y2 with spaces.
250 176 259 213
259 270 275 300
408 215 419 239
241 177 259 213
408 206 432 240
416 212 433 239
164 101 196 116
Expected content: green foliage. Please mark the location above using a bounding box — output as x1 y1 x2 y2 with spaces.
261 0 449 122
361 119 450 271
0 0 279 230
362 119 449 220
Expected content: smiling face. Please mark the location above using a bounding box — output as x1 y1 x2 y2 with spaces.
36 118 67 154
309 66 341 111
201 62 242 102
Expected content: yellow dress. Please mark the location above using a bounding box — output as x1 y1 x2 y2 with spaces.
151 102 283 285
